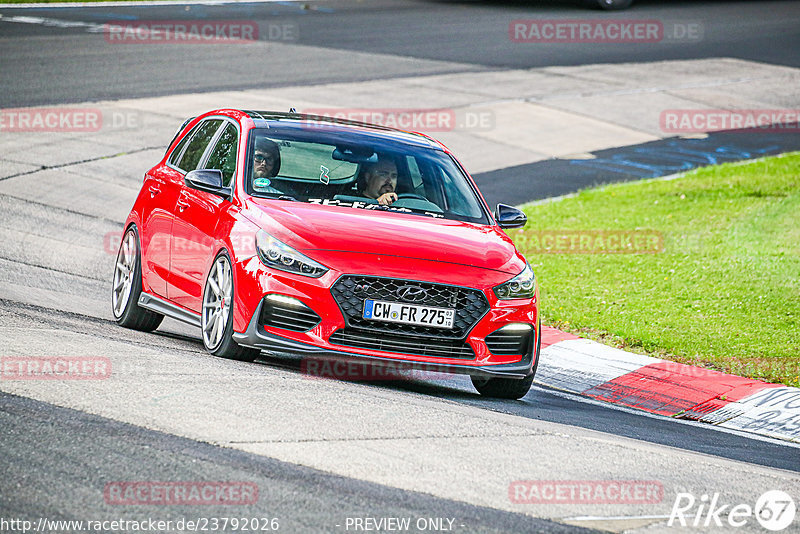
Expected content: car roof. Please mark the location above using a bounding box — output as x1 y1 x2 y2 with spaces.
240 110 446 151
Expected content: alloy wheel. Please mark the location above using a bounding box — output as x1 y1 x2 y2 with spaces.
112 230 137 318
202 255 233 350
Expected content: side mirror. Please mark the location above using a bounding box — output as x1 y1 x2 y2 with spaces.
495 203 527 229
184 169 231 198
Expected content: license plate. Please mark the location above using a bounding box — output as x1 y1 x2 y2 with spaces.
363 299 455 329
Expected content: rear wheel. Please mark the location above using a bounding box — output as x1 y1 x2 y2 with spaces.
471 321 541 399
201 252 260 362
111 226 163 332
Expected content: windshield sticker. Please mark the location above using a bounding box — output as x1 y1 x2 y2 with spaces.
307 198 444 218
253 178 272 190
319 165 330 185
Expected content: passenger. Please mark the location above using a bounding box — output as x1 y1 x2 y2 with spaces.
358 158 399 206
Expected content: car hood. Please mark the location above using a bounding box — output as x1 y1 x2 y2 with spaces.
243 198 524 274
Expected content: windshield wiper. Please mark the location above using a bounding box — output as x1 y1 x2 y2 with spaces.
254 193 298 202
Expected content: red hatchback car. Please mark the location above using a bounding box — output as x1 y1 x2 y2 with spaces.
112 109 539 398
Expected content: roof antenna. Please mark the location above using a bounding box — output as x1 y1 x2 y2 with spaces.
289 107 297 113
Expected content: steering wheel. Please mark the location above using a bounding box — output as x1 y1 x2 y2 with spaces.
395 193 429 202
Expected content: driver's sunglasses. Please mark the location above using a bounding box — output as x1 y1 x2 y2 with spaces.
254 153 275 163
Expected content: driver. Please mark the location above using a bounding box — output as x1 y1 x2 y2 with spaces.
359 158 399 206
253 138 281 179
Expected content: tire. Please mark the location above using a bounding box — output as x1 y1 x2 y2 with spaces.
201 252 260 362
588 0 634 10
471 321 541 400
112 226 164 332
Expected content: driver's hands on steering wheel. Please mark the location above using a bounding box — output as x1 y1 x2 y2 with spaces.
376 192 398 206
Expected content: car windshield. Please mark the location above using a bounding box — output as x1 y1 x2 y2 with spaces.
245 128 489 224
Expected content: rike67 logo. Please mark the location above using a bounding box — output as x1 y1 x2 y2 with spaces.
669 490 796 531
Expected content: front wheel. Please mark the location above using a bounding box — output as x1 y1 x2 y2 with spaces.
471 321 541 399
201 252 260 362
112 226 163 332
471 373 534 400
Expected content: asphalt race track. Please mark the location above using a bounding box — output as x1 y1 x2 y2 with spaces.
1 0 800 107
1 1 800 532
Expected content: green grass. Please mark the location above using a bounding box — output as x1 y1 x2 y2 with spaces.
510 152 800 387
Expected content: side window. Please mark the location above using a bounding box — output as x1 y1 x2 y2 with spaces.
177 119 222 172
437 165 482 218
406 156 424 191
168 130 192 167
204 123 238 186
414 158 443 207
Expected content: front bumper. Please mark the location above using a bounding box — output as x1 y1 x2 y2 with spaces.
232 299 537 379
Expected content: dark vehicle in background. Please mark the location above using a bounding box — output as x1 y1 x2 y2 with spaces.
588 0 633 9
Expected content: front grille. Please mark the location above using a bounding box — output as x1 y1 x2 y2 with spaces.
329 329 475 359
331 275 489 340
485 328 533 355
259 297 321 333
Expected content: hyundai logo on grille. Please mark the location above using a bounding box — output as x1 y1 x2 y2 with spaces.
397 285 428 302
354 283 371 296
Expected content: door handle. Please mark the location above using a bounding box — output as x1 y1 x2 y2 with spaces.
149 186 161 197
176 200 190 212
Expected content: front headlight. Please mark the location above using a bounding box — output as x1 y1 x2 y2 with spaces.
255 230 328 278
493 263 536 300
